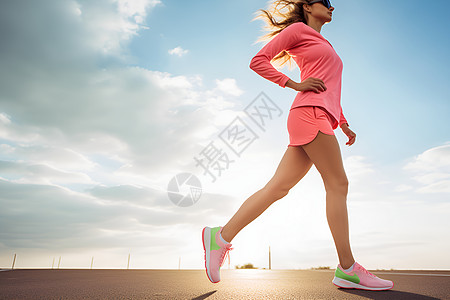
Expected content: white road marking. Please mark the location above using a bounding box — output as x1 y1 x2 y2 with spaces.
373 272 450 277
314 269 450 277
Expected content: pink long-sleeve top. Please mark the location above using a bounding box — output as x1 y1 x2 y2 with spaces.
249 21 348 129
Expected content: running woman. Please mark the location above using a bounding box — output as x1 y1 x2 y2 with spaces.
202 0 394 291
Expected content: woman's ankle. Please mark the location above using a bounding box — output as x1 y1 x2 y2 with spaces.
340 259 356 270
221 227 233 243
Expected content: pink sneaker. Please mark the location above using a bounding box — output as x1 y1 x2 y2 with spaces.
332 261 394 291
202 226 233 283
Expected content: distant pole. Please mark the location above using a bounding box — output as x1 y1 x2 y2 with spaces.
12 253 16 270
91 256 94 269
178 257 181 270
127 253 130 270
52 257 55 269
269 246 271 270
58 256 61 269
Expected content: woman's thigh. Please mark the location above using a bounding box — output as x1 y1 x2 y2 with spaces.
287 106 335 147
264 146 313 197
300 131 348 192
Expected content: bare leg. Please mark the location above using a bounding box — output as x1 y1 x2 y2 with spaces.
220 146 313 243
300 131 355 269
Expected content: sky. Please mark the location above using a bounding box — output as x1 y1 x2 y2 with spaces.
0 0 449 271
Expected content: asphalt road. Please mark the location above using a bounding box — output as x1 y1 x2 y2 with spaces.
0 268 449 299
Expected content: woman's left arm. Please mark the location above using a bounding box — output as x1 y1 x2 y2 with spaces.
339 107 356 146
340 123 356 146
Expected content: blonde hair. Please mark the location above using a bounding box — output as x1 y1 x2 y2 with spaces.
251 0 312 70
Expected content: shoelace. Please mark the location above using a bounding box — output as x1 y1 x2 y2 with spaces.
357 265 376 277
219 244 234 267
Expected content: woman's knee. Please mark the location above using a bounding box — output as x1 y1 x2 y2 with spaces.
324 176 349 195
262 183 290 201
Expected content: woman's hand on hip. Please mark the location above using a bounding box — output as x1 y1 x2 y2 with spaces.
299 77 327 93
286 78 327 93
340 124 356 146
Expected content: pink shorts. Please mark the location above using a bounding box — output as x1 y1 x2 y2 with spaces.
287 106 335 147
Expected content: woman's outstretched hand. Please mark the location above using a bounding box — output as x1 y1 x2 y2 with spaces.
340 123 356 146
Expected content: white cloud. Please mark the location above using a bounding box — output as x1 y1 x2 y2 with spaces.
416 180 450 193
168 46 189 57
0 113 11 125
0 161 95 186
405 144 450 172
69 0 82 16
394 184 413 192
0 144 14 154
343 155 374 182
116 0 160 19
215 78 244 97
404 144 450 193
80 0 161 55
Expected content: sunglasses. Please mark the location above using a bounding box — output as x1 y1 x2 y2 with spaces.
308 0 332 9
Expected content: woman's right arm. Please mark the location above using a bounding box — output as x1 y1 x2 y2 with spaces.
285 79 301 91
249 23 303 88
249 23 327 94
